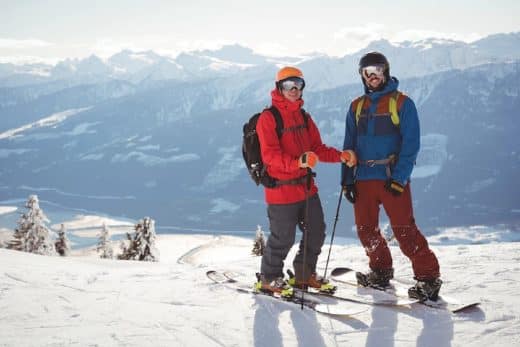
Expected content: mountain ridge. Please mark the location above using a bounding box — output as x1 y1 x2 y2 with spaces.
1 32 519 89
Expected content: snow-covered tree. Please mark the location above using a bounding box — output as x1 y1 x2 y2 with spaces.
7 195 55 255
7 214 29 251
54 224 71 256
251 225 266 256
118 239 127 257
97 223 113 259
118 217 159 262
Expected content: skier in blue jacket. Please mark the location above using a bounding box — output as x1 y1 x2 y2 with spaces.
341 52 442 301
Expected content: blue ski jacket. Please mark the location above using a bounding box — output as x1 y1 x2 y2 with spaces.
341 77 420 186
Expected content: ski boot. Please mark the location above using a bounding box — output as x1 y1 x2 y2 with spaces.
408 278 442 301
287 270 337 294
356 268 394 289
254 273 294 298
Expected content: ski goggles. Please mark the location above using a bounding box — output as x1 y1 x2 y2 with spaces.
279 77 305 91
360 64 386 79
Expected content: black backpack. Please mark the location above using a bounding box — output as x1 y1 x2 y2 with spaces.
242 106 308 188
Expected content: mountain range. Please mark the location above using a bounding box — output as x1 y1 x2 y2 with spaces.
0 32 519 235
2 32 520 90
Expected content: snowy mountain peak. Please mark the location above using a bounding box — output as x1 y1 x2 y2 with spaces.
108 49 166 76
77 55 109 69
108 49 163 65
362 39 399 52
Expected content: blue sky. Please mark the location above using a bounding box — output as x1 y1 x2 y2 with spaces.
1 0 519 63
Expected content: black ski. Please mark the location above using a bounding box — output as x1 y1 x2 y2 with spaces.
331 267 481 313
206 270 368 317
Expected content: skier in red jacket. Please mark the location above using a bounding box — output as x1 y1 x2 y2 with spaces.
255 66 356 296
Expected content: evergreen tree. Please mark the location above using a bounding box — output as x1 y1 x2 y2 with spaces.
7 195 55 255
118 217 159 262
7 213 29 251
251 225 266 256
96 223 113 259
118 239 127 257
54 224 71 256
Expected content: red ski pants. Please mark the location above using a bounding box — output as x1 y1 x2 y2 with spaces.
353 180 440 280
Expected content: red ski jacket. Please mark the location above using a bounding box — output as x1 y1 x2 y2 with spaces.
256 89 342 204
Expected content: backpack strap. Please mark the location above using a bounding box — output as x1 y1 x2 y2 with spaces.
268 106 308 138
267 106 284 138
300 108 309 128
354 96 366 126
389 91 402 126
354 91 404 127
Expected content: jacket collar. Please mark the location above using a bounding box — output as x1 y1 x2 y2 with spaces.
365 77 399 100
271 88 304 112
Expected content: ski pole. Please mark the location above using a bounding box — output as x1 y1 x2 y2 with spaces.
300 168 313 310
323 186 343 280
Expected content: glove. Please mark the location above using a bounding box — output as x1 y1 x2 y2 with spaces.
298 151 318 169
340 150 357 167
385 179 405 196
343 184 356 204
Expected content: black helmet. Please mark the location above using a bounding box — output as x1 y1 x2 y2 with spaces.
358 51 390 90
358 51 389 72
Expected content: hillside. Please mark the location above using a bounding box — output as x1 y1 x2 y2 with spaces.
1 61 519 233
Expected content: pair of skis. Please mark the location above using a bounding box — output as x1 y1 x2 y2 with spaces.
206 270 368 317
207 267 480 315
329 267 481 313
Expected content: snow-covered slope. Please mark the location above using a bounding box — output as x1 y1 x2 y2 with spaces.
0 234 518 346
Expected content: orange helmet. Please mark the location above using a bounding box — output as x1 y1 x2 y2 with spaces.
275 66 304 82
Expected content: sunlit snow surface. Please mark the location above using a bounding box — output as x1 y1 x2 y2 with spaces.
1 232 519 347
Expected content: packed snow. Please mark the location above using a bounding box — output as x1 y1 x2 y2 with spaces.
1 230 519 346
51 214 134 238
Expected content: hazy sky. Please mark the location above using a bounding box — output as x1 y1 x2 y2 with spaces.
1 0 519 63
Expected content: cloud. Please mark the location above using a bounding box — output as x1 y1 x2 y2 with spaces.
175 38 236 54
334 24 482 45
331 23 387 55
0 55 60 65
86 36 237 59
252 42 295 57
0 38 53 49
390 30 483 43
333 23 386 42
330 24 484 55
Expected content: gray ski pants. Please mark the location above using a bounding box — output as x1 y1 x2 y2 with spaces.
260 193 326 282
